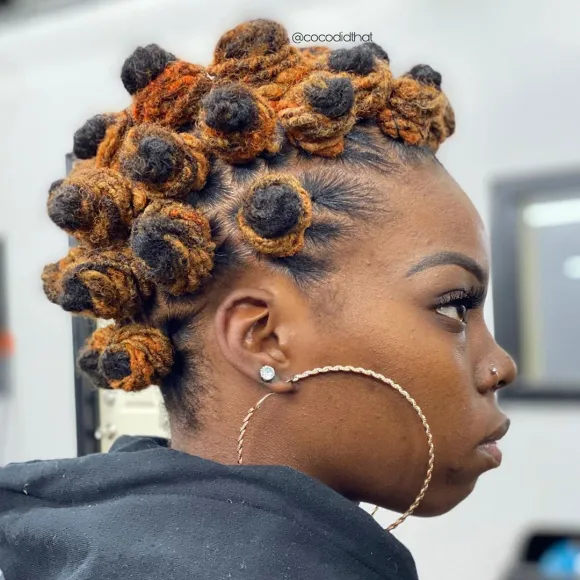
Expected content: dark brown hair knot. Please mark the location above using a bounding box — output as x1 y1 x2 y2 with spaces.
121 44 177 96
73 114 115 160
47 167 147 248
199 83 280 164
41 246 86 305
57 248 153 320
408 64 442 89
77 324 117 390
327 46 376 76
377 64 445 147
119 125 210 200
98 324 174 392
237 173 313 257
321 44 393 118
278 72 356 157
130 201 215 295
209 20 311 109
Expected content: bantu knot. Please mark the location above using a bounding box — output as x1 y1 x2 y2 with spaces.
328 46 376 76
199 84 280 164
203 85 259 133
58 248 153 320
41 246 85 305
77 325 116 390
237 174 313 257
320 45 393 118
73 114 112 160
362 42 390 63
134 136 177 183
98 324 174 392
47 168 147 248
244 183 303 239
377 65 445 147
130 201 215 295
278 72 356 157
408 64 442 90
304 76 355 119
214 19 288 61
121 44 177 95
120 125 209 199
209 20 309 110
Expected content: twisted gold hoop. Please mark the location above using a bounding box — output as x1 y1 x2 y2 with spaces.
237 365 435 532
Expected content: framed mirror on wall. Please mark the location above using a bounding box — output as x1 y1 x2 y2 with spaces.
492 167 580 401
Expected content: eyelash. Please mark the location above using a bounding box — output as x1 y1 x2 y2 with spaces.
434 286 486 323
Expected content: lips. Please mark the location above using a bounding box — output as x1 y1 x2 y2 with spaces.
477 417 511 466
479 418 511 446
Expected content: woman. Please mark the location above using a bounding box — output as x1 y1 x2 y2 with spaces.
0 19 517 580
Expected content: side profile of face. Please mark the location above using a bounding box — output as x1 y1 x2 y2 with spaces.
178 158 518 518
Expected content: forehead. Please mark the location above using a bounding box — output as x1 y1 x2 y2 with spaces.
363 163 489 276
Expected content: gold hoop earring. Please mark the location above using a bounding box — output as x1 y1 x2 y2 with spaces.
237 365 435 532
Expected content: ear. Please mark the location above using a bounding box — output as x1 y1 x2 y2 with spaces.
214 288 297 393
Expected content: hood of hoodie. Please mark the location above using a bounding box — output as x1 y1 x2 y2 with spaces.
0 435 418 580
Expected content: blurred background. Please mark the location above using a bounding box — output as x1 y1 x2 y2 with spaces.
1 0 579 578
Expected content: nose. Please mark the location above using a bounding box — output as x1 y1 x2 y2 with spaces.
478 341 518 395
493 347 518 391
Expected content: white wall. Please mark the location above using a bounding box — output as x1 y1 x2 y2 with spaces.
0 1 578 579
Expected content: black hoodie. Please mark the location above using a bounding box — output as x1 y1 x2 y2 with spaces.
0 435 419 580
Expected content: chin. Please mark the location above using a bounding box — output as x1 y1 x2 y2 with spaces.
410 479 478 518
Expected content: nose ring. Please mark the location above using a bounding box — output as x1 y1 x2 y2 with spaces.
490 366 499 387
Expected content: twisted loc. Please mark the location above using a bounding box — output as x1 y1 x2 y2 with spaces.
47 166 147 248
209 19 311 109
131 60 213 128
323 45 393 118
426 96 455 152
278 72 356 157
58 247 153 321
130 200 215 296
377 64 445 148
199 83 280 164
77 324 117 390
119 124 210 199
41 246 86 305
95 111 133 170
237 173 313 257
98 323 174 392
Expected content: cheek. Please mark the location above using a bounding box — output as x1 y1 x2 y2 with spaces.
335 296 482 457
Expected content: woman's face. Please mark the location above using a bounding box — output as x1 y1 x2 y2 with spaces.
276 161 518 516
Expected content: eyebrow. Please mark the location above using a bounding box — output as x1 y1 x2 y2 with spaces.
406 251 487 283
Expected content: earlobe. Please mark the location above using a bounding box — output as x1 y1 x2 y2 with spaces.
214 288 296 393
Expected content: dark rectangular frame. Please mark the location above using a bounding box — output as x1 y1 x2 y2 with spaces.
66 153 101 455
491 166 580 402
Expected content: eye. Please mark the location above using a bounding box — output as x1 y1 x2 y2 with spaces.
434 286 486 326
437 303 468 323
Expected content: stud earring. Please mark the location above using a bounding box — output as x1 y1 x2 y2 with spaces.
259 365 276 383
